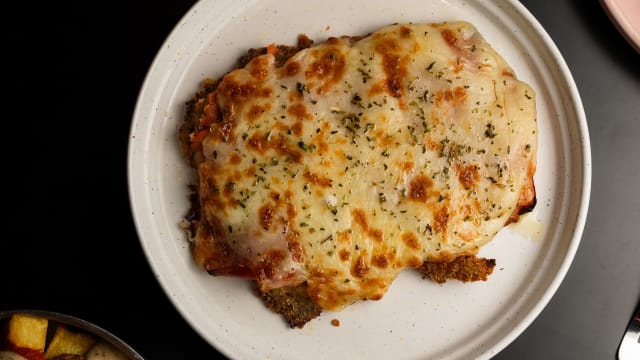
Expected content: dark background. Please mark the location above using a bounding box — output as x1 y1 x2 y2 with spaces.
3 0 639 359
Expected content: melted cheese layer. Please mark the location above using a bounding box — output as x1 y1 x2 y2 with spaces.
193 22 537 310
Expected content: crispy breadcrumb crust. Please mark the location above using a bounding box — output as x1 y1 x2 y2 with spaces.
418 255 496 284
259 283 322 328
260 256 496 327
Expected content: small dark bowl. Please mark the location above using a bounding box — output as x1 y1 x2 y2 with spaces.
0 310 144 360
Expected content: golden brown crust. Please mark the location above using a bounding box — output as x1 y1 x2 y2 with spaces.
259 283 322 328
260 255 497 327
418 255 496 284
179 78 219 167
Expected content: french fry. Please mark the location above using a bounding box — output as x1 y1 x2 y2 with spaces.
44 327 95 359
7 314 48 360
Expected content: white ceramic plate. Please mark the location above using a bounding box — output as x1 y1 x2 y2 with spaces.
128 0 591 359
601 0 640 52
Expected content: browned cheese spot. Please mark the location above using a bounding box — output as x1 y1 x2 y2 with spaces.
408 175 434 202
427 137 441 151
375 129 394 147
247 132 267 153
291 121 304 136
458 164 480 189
434 86 467 107
284 61 301 77
288 103 313 120
248 56 271 81
441 29 458 48
460 201 480 224
311 122 331 155
218 76 256 104
284 190 297 221
304 46 347 95
270 191 281 202
271 136 303 163
223 181 235 198
434 206 450 234
368 81 386 97
215 76 264 142
304 171 332 188
402 231 421 250
372 254 389 269
397 161 415 172
451 57 464 74
359 277 388 300
428 250 455 263
351 209 383 242
352 255 369 278
246 104 268 122
259 204 275 230
407 256 423 268
337 230 351 244
288 240 305 263
228 152 242 165
400 26 412 38
260 87 273 98
339 249 351 262
352 209 369 232
502 69 514 77
272 121 289 132
374 37 409 104
369 228 383 243
288 89 303 102
246 132 303 163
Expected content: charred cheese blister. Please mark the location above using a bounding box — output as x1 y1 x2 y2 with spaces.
186 22 537 311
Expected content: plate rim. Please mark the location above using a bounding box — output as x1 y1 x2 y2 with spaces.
485 0 592 356
127 0 592 358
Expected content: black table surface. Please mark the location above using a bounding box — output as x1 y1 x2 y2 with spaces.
4 0 639 359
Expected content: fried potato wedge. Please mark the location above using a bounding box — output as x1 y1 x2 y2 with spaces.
44 327 95 359
7 314 48 360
